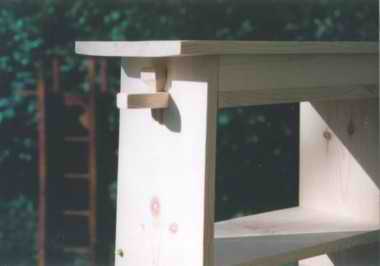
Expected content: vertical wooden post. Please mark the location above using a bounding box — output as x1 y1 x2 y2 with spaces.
299 99 379 265
37 70 47 266
37 60 65 266
114 56 219 266
88 58 98 265
100 59 108 94
52 58 60 93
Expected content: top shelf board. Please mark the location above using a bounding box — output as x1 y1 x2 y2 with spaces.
75 41 378 58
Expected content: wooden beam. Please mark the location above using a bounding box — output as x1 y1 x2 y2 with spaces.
37 73 47 266
215 207 379 239
87 58 97 266
52 58 60 93
219 84 377 107
117 92 170 109
100 59 108 94
215 207 379 266
75 41 377 58
218 54 378 107
215 230 379 266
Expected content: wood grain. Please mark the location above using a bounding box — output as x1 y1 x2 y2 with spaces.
299 99 379 265
218 54 378 107
219 84 377 107
215 230 379 266
300 99 379 224
117 92 170 109
75 41 377 58
114 56 219 266
215 207 379 239
300 242 380 266
74 41 380 265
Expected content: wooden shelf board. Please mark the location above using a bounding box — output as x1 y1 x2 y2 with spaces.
63 246 90 255
64 136 89 142
75 41 377 58
214 207 380 266
64 173 90 179
63 210 90 216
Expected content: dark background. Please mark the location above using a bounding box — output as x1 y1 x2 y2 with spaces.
0 0 378 265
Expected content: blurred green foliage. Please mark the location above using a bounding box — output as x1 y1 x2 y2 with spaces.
0 0 376 198
0 0 377 265
0 195 36 265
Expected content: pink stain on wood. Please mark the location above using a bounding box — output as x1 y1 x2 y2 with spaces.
150 196 161 218
169 223 178 234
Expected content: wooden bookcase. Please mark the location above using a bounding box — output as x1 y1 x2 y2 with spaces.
76 41 379 266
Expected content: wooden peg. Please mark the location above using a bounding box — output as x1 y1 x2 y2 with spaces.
117 92 169 109
117 64 169 110
128 92 169 109
140 64 168 123
141 65 167 92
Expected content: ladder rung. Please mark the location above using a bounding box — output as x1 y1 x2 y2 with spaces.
63 246 90 255
64 173 90 179
64 136 89 142
63 210 90 216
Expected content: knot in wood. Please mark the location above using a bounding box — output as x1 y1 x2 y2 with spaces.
323 130 332 141
347 120 355 136
116 249 124 257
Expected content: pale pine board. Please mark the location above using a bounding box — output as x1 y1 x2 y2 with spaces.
299 99 379 265
76 41 378 107
300 99 379 224
215 230 379 266
114 56 218 266
218 54 378 107
215 207 379 239
300 242 380 266
75 41 377 57
214 207 379 266
74 42 379 266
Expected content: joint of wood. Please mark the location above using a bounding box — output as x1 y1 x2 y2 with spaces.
141 65 167 123
141 65 167 92
117 92 169 109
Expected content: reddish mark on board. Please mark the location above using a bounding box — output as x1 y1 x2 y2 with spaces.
150 196 161 217
169 223 179 234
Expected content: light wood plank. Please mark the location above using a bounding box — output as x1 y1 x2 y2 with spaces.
215 230 379 266
64 173 89 179
300 99 379 224
300 99 379 265
117 92 169 109
215 207 379 266
63 246 90 255
218 54 378 107
114 56 219 266
63 210 89 216
215 207 379 239
75 41 377 58
219 84 377 107
300 242 380 266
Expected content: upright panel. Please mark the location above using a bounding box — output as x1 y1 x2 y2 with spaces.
45 92 65 265
115 56 219 266
300 99 379 265
300 99 379 222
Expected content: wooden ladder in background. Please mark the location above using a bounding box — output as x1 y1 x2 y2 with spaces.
61 89 97 264
36 58 102 266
